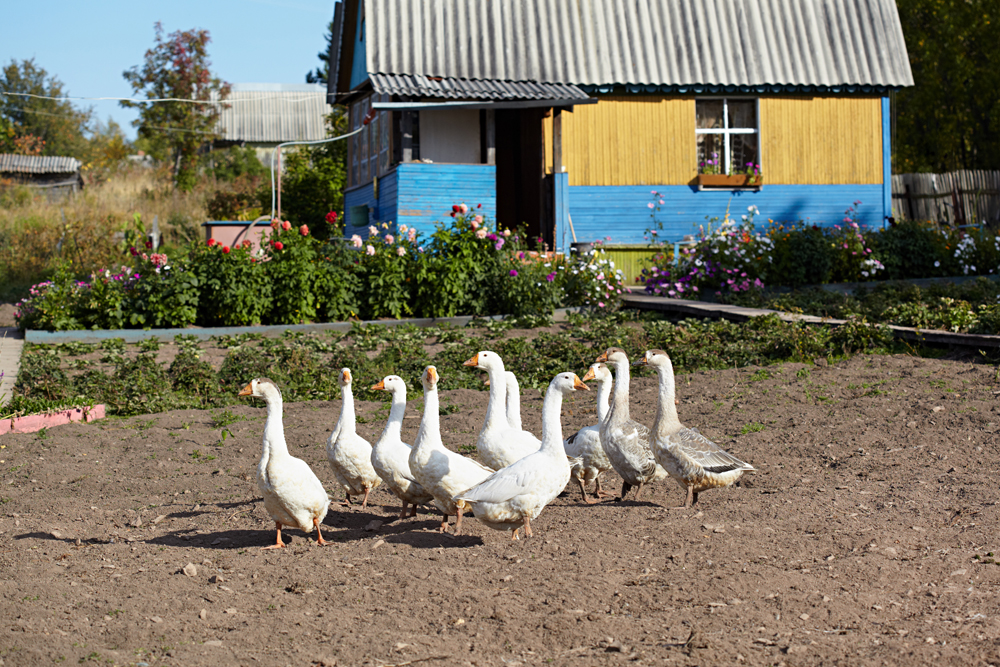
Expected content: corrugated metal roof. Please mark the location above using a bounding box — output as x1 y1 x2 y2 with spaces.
363 0 913 91
212 87 332 143
0 154 81 174
370 73 589 100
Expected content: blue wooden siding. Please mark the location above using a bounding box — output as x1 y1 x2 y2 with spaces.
348 7 368 90
553 172 570 253
394 163 496 237
881 96 892 222
343 169 398 236
568 184 885 244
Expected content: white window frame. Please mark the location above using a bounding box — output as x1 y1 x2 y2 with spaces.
695 98 760 175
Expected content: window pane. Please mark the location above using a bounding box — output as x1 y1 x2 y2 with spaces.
728 100 756 129
696 100 724 129
730 134 760 174
697 134 724 173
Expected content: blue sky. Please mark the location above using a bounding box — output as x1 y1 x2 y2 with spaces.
3 0 336 139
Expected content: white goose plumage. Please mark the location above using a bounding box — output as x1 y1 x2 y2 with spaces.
464 351 541 470
597 347 668 500
564 362 615 503
456 372 588 540
408 366 494 535
638 349 755 508
326 368 381 507
370 375 435 520
239 378 330 549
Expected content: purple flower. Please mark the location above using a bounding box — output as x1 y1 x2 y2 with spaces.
509 269 518 277
546 272 556 282
495 239 505 250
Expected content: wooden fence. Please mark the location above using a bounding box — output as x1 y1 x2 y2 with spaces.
892 170 1000 226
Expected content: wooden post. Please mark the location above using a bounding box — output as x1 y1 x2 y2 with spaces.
401 108 413 163
485 109 496 165
552 108 563 174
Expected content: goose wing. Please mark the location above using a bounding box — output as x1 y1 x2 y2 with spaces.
455 463 543 504
670 427 754 473
620 421 658 478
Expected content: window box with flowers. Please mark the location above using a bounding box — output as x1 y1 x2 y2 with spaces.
695 98 762 189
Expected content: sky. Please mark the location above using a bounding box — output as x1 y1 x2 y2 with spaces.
2 0 337 139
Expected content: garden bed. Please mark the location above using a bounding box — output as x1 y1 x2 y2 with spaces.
1 347 998 665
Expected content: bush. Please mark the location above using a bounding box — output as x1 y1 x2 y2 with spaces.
190 237 271 327
124 252 199 328
562 248 629 312
767 223 832 287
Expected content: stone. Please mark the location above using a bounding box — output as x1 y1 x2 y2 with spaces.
364 520 383 532
199 609 207 620
182 563 198 577
209 575 224 584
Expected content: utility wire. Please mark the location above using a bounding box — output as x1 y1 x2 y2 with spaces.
0 90 348 104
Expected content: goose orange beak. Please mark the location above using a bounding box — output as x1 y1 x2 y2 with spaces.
238 382 253 397
371 380 386 391
581 367 596 382
595 351 608 363
462 353 480 367
342 370 351 383
573 375 590 391
427 367 438 384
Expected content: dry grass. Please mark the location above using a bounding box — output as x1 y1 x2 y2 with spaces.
0 166 212 301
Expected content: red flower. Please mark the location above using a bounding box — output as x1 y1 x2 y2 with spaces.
242 239 252 248
274 241 284 251
452 205 460 213
129 246 138 256
222 245 231 254
299 225 309 236
325 211 338 224
450 212 456 217
207 238 217 247
281 221 292 231
477 203 482 209
144 240 153 249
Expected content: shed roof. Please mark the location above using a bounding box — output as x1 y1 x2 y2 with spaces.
369 73 589 100
355 0 913 93
0 154 82 174
212 84 332 143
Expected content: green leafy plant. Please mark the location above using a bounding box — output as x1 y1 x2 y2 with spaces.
190 236 271 326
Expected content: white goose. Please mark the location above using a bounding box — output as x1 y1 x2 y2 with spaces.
456 372 588 540
238 378 330 549
370 375 434 520
408 366 494 535
596 347 668 500
326 368 381 507
504 371 524 431
637 350 755 508
464 351 541 469
564 362 615 503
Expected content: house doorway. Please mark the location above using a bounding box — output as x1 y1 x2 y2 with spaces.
494 108 549 246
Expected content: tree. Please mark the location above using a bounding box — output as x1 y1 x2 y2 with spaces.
122 23 230 190
0 58 92 158
305 20 335 84
894 0 1000 172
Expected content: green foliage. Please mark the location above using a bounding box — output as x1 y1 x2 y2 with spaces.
209 146 265 182
121 23 230 190
895 0 1000 172
263 221 319 324
15 348 69 401
190 239 271 327
829 316 894 354
0 58 91 158
124 256 199 329
767 223 832 287
868 219 954 280
315 238 362 321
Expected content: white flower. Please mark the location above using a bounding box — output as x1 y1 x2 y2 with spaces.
934 261 940 267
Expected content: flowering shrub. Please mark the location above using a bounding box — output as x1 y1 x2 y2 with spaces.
827 202 884 282
355 222 418 320
191 238 271 327
562 250 629 311
264 219 320 324
123 251 199 328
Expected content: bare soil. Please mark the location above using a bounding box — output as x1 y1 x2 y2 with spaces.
2 353 1000 666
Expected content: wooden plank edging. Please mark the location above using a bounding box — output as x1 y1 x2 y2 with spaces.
621 295 1000 348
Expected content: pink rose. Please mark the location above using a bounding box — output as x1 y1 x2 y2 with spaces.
365 244 375 256
351 234 363 248
281 221 292 231
474 215 483 224
475 228 487 239
299 225 309 236
385 234 394 244
470 219 479 230
459 204 469 214
408 228 417 241
502 229 510 237
274 241 284 251
396 246 406 256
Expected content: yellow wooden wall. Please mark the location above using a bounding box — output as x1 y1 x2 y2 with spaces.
544 95 883 186
760 97 882 184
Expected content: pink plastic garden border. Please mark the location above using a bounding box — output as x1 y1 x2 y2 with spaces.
0 405 105 435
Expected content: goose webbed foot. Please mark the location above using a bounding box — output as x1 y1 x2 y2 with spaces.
523 515 533 538
261 522 287 550
313 517 329 546
361 486 372 509
594 477 615 499
453 507 465 536
577 479 599 504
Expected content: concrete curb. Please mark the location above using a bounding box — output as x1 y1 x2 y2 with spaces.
0 404 106 435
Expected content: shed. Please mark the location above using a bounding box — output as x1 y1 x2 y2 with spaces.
212 83 333 167
0 154 83 198
330 0 914 250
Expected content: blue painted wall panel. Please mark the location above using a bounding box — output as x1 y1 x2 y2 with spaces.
395 163 496 237
881 96 892 222
553 172 570 253
569 184 884 244
343 169 398 236
348 7 368 90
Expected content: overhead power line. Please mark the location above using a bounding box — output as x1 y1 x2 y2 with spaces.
0 90 347 104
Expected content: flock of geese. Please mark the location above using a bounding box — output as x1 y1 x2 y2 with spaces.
237 348 755 547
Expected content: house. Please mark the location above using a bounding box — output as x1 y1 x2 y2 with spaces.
0 154 83 199
329 0 913 251
211 83 333 167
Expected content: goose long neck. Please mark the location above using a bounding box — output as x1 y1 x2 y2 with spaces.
653 361 681 435
539 383 566 454
380 388 406 443
338 383 357 435
415 385 440 452
505 375 522 430
262 391 288 459
596 377 612 423
483 365 507 431
610 359 631 421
